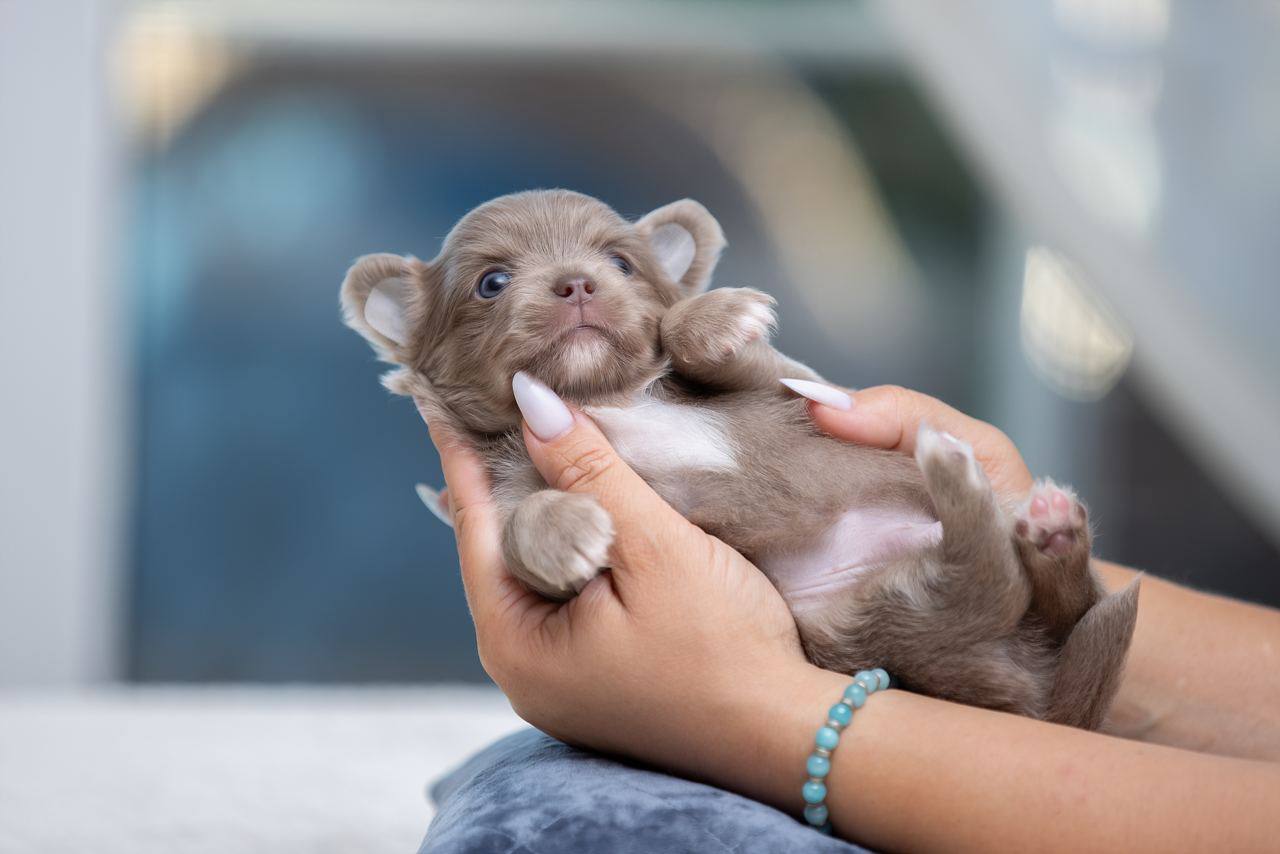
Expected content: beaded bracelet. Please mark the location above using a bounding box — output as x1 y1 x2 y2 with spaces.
802 667 891 834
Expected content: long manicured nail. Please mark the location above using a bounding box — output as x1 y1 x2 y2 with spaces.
512 371 573 440
779 378 853 411
415 484 453 528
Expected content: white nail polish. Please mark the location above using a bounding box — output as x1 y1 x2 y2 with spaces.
779 378 853 411
415 484 453 528
512 371 573 440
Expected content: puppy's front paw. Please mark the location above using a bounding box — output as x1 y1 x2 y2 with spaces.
1015 480 1089 559
662 288 776 367
503 491 614 600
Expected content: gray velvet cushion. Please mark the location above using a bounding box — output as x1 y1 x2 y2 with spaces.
420 728 868 853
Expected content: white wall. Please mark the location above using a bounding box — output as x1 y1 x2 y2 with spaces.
0 0 126 683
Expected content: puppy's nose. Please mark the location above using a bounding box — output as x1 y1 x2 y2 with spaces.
552 275 595 304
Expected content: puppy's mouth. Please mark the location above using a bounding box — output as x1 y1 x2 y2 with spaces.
556 320 616 346
539 306 639 369
546 322 628 377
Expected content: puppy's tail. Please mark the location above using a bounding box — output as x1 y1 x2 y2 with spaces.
1045 577 1141 730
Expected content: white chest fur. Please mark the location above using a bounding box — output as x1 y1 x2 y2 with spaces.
584 397 737 474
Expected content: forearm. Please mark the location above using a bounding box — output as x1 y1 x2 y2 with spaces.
1095 560 1280 759
721 663 1280 852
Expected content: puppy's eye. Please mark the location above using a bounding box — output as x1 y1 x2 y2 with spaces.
476 270 512 299
610 254 632 276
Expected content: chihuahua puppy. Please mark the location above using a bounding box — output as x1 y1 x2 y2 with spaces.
341 190 1138 729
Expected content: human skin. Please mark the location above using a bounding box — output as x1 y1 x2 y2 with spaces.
805 385 1280 763
424 383 1280 851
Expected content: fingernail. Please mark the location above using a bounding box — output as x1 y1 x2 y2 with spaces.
513 371 573 440
415 484 453 528
779 378 853 411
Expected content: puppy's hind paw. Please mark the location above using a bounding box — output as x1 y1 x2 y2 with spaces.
915 423 985 493
1014 479 1100 638
1015 480 1089 559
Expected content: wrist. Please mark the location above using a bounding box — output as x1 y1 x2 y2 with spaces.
714 660 917 840
704 660 851 811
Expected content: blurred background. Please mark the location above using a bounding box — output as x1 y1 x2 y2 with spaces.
5 1 1279 848
4 0 1280 701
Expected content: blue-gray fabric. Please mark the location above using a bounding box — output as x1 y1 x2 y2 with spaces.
420 729 869 853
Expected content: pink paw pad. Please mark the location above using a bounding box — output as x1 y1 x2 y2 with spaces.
1016 483 1086 557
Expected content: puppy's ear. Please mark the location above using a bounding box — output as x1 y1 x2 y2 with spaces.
340 253 430 360
635 199 726 296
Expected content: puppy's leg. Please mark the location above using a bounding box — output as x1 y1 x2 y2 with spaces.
502 489 614 600
913 425 1030 627
661 288 820 390
1046 579 1141 729
1013 479 1103 639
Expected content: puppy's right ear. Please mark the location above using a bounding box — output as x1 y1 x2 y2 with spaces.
340 253 429 360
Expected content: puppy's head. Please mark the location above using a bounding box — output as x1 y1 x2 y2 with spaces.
341 190 725 432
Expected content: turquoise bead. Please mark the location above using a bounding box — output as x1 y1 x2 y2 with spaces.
804 804 830 826
802 671 888 833
806 754 831 778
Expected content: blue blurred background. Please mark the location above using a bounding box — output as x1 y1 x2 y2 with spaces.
3 0 1278 687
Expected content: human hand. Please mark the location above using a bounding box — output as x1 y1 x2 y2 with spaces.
422 377 837 803
781 380 1033 500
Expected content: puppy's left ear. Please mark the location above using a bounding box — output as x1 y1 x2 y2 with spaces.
635 199 726 296
340 253 431 362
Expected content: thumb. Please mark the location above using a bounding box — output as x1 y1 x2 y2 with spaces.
512 372 697 572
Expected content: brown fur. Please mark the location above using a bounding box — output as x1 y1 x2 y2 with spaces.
340 189 1139 729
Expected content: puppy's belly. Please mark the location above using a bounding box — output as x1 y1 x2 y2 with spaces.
759 508 942 614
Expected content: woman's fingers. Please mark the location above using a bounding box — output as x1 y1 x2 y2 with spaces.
420 408 539 632
783 381 1033 498
512 372 698 584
